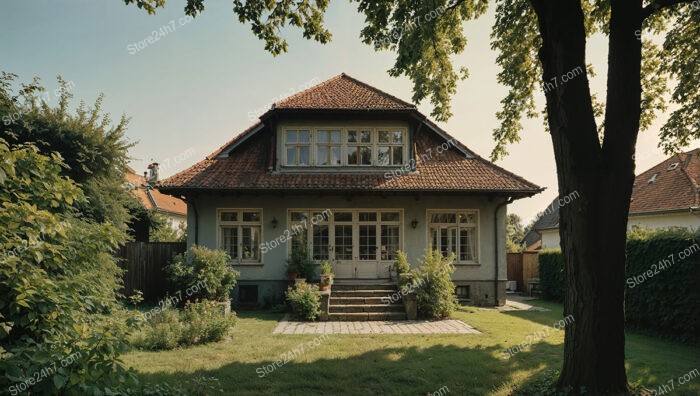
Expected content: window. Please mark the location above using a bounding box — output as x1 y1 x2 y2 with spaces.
285 130 311 166
316 130 342 166
377 130 404 166
455 285 470 299
283 127 407 167
219 209 262 263
238 285 258 303
347 129 373 166
428 210 478 262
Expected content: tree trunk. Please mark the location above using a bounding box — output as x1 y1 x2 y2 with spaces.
530 0 642 393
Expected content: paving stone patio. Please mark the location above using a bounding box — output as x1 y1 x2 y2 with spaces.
273 315 481 335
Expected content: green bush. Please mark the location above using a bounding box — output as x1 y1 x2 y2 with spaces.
130 301 237 350
286 282 321 321
166 245 239 302
0 141 136 394
289 243 316 279
411 250 458 319
393 250 411 275
538 249 565 301
537 228 700 340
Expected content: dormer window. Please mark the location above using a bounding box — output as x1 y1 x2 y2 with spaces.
281 127 408 167
667 162 679 171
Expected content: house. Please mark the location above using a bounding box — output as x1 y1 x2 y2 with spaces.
532 149 700 249
158 73 542 307
125 164 187 239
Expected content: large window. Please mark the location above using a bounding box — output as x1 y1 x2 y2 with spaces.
285 130 311 166
218 209 262 263
287 209 402 262
428 210 478 263
282 128 407 167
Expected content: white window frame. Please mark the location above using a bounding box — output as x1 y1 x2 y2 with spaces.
426 209 480 264
217 208 263 265
286 209 403 262
281 127 408 167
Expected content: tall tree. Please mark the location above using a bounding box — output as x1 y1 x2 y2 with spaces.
506 213 525 252
124 1 699 393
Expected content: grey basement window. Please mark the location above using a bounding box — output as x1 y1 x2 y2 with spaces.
238 285 258 303
455 285 470 299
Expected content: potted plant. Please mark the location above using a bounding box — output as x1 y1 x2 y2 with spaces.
319 261 334 291
286 261 298 280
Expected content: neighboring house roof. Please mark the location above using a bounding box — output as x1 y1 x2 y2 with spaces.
531 148 700 231
159 74 542 196
630 148 700 215
521 229 541 249
531 198 563 231
126 168 187 216
526 240 541 251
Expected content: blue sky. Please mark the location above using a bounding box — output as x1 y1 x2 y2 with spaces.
1 0 696 223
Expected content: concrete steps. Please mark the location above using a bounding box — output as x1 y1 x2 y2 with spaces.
329 281 407 321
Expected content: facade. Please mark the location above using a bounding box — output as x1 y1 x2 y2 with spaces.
159 74 542 306
532 149 700 249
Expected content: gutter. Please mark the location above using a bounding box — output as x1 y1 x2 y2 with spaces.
494 196 514 306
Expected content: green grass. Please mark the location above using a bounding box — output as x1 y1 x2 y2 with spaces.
123 300 700 395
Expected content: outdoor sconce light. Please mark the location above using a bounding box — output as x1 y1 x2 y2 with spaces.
411 218 419 229
271 217 278 228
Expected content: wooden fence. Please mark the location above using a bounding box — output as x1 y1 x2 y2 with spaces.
507 251 540 294
118 242 187 301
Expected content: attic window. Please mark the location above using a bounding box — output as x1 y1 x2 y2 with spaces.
667 162 679 171
648 173 658 184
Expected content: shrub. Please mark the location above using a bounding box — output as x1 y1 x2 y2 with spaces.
0 141 136 394
289 243 316 279
286 282 321 321
393 250 411 275
538 249 565 301
411 250 458 319
166 245 239 302
130 301 236 350
537 228 700 340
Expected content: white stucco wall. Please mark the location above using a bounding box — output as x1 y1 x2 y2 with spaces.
628 212 699 231
540 229 560 250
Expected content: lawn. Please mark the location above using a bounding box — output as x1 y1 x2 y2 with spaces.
123 300 700 395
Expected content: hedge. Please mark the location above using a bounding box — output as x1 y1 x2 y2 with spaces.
538 228 700 340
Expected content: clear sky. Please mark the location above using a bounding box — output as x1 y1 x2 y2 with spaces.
1 0 696 224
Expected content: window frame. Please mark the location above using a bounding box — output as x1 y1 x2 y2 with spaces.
426 209 480 264
217 208 264 265
281 127 409 168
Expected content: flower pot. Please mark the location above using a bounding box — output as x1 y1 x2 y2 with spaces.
288 271 298 280
214 300 231 315
320 274 334 287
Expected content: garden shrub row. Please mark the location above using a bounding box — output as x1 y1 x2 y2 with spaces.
538 228 700 340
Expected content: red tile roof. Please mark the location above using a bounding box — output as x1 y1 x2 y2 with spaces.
274 73 416 111
159 74 541 195
126 169 187 216
630 149 700 214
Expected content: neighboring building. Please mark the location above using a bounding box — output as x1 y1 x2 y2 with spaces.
159 73 542 306
126 164 187 237
531 149 700 249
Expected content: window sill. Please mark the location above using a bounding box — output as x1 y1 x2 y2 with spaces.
453 262 481 266
230 262 264 267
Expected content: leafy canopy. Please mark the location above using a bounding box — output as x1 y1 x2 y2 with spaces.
123 0 699 159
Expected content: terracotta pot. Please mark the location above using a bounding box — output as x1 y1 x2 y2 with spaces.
288 272 298 280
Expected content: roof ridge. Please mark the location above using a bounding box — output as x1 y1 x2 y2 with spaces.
272 74 344 109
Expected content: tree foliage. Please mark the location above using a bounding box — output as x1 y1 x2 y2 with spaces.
506 213 525 252
0 140 135 394
0 72 136 229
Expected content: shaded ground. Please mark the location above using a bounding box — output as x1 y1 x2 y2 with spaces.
123 300 700 395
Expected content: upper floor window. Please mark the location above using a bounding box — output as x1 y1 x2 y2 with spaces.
282 127 407 167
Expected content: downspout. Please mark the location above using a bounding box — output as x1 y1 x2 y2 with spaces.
181 195 199 245
494 196 514 306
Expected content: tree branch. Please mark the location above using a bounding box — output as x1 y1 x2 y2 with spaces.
642 0 694 20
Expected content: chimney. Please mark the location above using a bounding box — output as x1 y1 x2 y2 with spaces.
147 163 160 184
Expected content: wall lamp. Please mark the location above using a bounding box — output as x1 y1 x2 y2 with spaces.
271 217 278 228
411 218 419 229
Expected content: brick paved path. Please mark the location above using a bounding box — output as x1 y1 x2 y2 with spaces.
273 315 481 335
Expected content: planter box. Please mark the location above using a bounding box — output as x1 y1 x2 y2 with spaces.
214 300 231 315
